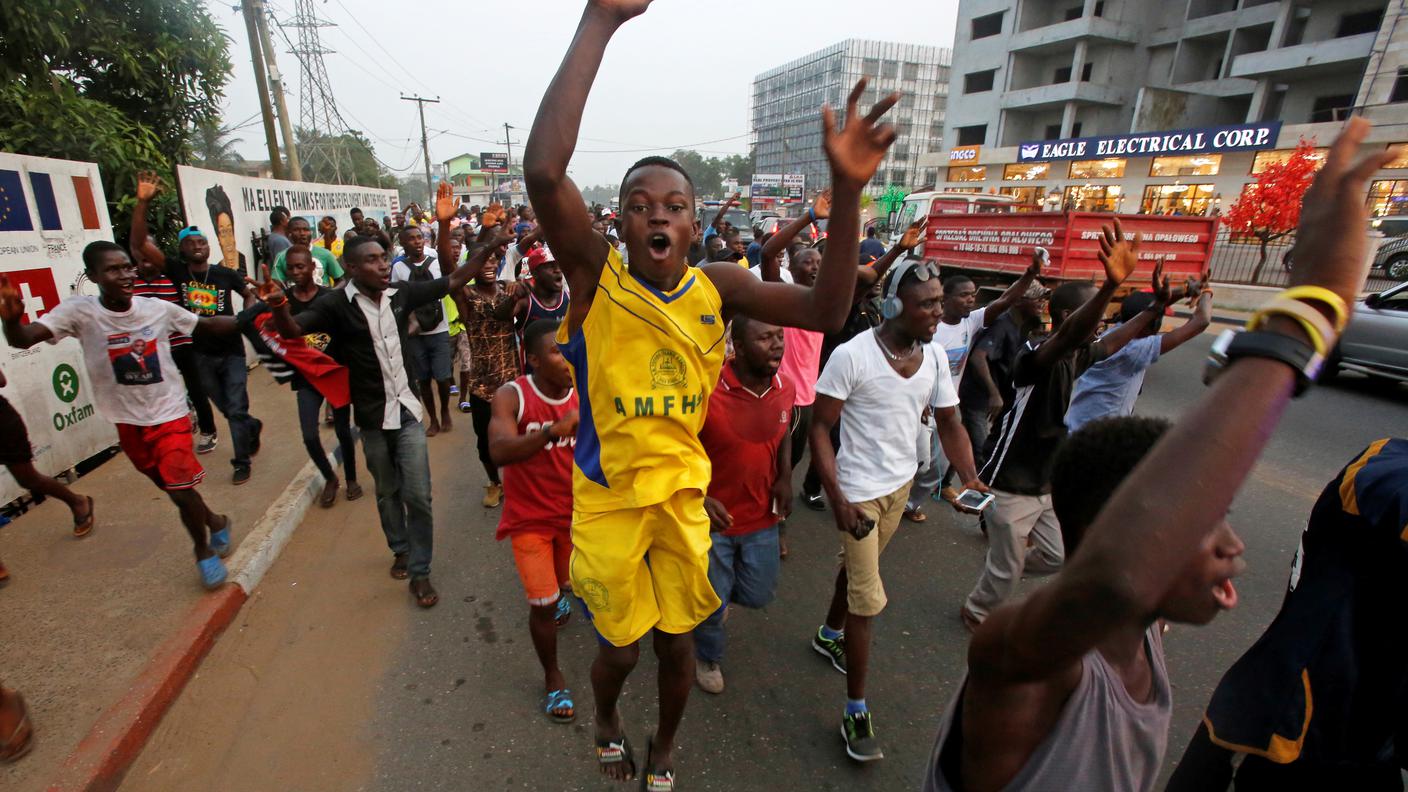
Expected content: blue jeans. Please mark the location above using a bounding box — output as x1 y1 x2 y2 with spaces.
296 386 356 483
360 409 434 578
693 525 781 663
197 351 260 469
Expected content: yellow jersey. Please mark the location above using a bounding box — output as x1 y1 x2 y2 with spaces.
558 248 727 512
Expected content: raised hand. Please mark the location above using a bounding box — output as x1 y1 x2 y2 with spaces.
1025 246 1045 278
435 181 458 224
725 192 741 209
586 0 653 24
1290 118 1397 307
1151 258 1172 305
135 170 163 202
811 189 832 220
1096 217 1141 287
0 274 23 322
822 78 900 190
248 264 287 307
899 216 928 249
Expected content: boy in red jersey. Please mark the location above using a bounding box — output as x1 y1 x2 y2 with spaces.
488 318 580 723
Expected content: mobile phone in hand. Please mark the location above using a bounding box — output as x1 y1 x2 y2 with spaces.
1035 246 1050 263
955 489 995 512
851 516 876 540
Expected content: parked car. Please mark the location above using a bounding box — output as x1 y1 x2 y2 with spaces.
1326 281 1408 383
697 204 754 242
1370 216 1408 238
1372 233 1408 281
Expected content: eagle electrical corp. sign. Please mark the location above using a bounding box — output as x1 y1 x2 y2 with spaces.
1016 122 1282 162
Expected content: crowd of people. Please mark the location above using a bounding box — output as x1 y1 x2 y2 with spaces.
2 1 1406 787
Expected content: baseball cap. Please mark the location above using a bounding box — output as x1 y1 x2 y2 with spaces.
525 245 557 269
177 226 205 242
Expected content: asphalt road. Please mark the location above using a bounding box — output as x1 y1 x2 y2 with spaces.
126 331 1408 792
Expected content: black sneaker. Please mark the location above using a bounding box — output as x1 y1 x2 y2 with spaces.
802 492 825 511
232 466 251 486
811 627 847 674
841 710 883 762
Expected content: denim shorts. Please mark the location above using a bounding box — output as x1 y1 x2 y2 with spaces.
408 332 453 382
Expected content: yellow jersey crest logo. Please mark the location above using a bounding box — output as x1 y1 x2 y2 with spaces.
649 348 687 389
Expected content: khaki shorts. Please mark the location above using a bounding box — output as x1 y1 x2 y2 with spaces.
837 483 912 617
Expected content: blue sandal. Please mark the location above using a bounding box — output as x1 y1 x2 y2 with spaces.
197 555 227 590
544 688 575 723
554 595 572 627
209 516 233 558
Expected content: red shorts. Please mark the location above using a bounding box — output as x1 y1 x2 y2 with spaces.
510 530 572 606
117 417 204 491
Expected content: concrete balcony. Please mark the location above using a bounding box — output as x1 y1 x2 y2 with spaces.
1009 16 1141 55
1171 77 1258 97
1149 2 1280 45
1229 32 1375 78
1000 80 1127 110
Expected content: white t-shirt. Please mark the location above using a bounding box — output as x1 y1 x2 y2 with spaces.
930 305 988 384
36 296 198 427
390 254 449 334
815 328 955 503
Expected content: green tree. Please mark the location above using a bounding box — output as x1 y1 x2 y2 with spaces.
192 122 246 174
720 152 754 185
0 0 232 248
670 149 724 199
581 184 620 206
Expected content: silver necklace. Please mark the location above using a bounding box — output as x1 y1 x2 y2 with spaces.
875 332 918 362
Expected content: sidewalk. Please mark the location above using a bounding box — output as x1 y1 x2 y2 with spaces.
0 373 335 792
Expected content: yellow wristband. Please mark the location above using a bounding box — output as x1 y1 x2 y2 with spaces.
1279 286 1348 333
1248 298 1337 356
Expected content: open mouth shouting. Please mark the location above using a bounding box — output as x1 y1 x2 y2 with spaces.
647 232 672 260
1211 577 1238 610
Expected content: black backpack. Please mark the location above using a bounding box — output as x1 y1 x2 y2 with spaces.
406 258 444 330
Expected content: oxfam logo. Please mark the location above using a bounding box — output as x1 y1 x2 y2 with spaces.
52 363 80 403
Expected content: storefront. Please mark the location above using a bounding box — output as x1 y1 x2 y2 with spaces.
925 122 1407 218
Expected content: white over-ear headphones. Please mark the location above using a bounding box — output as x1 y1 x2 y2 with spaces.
881 258 937 320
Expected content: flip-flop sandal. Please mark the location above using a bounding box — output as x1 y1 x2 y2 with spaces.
410 578 438 608
346 482 364 501
209 515 234 558
595 734 636 781
458 401 472 413
0 689 35 764
543 688 575 724
554 596 572 627
390 553 410 580
73 496 95 538
642 736 675 791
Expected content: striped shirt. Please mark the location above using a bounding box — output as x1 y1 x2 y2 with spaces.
132 275 191 346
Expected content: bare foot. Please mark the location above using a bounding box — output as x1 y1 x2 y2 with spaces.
425 418 441 437
595 713 635 782
440 410 453 432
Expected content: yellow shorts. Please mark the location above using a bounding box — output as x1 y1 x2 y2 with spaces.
570 489 720 647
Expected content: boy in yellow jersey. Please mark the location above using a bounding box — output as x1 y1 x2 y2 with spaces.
524 1 899 787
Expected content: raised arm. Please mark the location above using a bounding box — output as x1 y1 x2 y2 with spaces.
1027 218 1138 369
760 192 829 282
130 171 167 268
705 79 899 333
856 216 926 294
0 274 54 348
434 182 458 268
980 252 1043 326
523 1 636 300
968 117 1395 684
708 193 741 235
1091 260 1171 359
1161 288 1214 354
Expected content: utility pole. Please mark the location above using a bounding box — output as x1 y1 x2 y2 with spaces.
402 95 440 207
251 0 302 180
240 1 283 179
503 122 515 201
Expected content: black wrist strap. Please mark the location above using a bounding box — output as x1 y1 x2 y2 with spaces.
1224 330 1320 396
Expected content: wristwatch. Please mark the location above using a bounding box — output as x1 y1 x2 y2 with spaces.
1203 328 1322 396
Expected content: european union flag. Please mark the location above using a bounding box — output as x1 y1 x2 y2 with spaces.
28 172 61 231
0 169 34 232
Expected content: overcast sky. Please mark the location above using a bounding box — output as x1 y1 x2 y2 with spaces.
211 0 959 187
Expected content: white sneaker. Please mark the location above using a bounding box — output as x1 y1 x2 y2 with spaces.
196 433 218 455
695 659 724 694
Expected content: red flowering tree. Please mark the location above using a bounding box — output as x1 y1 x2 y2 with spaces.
1225 139 1321 281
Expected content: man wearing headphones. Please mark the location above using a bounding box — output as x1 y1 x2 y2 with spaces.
807 257 983 763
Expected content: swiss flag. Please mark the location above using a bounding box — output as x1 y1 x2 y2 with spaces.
3 267 61 324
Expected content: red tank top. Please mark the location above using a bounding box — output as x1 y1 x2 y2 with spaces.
496 374 577 539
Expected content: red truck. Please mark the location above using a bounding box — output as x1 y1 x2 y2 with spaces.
900 192 1218 294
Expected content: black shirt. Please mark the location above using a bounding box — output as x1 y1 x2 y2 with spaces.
980 339 1103 495
286 286 334 391
821 296 882 369
169 260 249 357
958 312 1028 412
292 278 449 430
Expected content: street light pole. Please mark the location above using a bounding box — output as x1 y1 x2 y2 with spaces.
401 94 440 209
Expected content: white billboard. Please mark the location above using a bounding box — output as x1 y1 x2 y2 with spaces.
0 153 119 504
174 166 399 273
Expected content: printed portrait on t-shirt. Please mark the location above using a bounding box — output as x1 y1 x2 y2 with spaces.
107 330 163 386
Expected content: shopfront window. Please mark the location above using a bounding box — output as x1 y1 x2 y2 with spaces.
1141 183 1215 215
1251 148 1328 174
1069 158 1126 179
1385 145 1408 169
1149 154 1221 177
1064 184 1124 212
998 186 1044 209
947 165 988 182
1003 162 1054 181
1367 179 1408 216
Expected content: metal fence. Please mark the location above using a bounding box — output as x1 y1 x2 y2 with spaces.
1211 232 1403 293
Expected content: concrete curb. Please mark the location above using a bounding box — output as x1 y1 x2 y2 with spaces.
46 455 329 792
